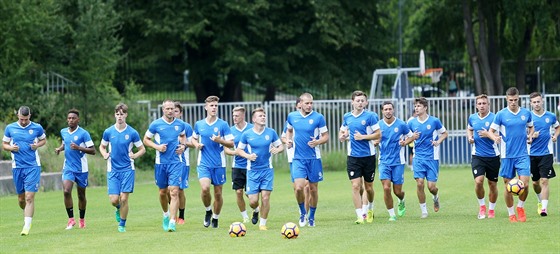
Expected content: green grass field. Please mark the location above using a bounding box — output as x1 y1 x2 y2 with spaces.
0 167 559 253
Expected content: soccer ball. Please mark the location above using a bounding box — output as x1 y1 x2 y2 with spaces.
229 222 247 237
281 222 299 239
506 178 525 196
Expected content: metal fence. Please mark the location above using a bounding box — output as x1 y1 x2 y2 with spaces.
144 95 560 165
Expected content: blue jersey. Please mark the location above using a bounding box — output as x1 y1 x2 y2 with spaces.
193 118 234 168
145 118 186 164
408 115 447 160
3 121 46 168
231 123 253 169
180 122 194 165
490 107 533 158
238 127 282 171
379 118 413 165
467 112 500 157
286 110 328 160
339 110 379 157
101 124 143 172
60 126 95 173
529 111 559 156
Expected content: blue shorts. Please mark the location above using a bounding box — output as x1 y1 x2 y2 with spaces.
180 165 190 190
12 167 41 194
108 170 135 195
154 163 183 189
412 159 439 182
197 165 226 186
291 159 323 183
500 156 530 179
62 170 89 188
246 168 274 195
379 164 405 185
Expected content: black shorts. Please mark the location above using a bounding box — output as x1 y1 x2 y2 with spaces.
530 155 556 181
471 155 500 182
347 155 376 182
231 167 247 190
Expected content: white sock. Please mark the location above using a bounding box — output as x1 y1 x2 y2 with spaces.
169 218 175 224
517 200 525 208
205 206 212 211
388 208 396 217
368 201 374 210
507 206 515 216
489 202 496 210
478 198 485 206
241 210 248 218
163 211 170 217
24 217 32 228
212 213 219 219
420 203 428 214
355 208 363 218
259 218 267 226
254 207 260 213
536 193 542 202
362 204 368 213
542 200 548 210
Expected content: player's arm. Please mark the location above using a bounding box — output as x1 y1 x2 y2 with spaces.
552 124 560 142
338 128 349 142
31 138 47 151
485 125 501 143
355 129 380 141
315 130 329 145
143 134 166 152
400 132 415 146
526 125 535 144
224 147 236 156
285 128 294 148
466 127 474 144
2 140 18 152
434 131 448 146
74 143 96 155
130 144 146 159
191 135 203 150
55 141 64 155
235 145 256 161
270 141 285 154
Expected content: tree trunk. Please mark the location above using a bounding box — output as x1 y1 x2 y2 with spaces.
485 1 503 95
222 71 243 102
515 23 535 94
263 83 276 102
463 0 483 94
477 1 495 95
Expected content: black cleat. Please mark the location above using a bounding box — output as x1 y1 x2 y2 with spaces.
203 210 212 228
251 210 259 225
211 218 218 228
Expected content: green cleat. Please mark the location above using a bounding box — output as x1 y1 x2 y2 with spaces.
398 201 406 217
115 208 121 222
388 216 397 222
355 217 365 224
366 210 374 223
118 226 126 233
168 221 176 232
537 202 542 216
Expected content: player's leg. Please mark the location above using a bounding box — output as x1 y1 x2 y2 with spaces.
472 156 487 219
211 184 224 228
306 159 323 227
20 167 40 235
259 191 272 230
167 186 179 231
486 156 500 218
362 155 376 222
530 156 542 213
62 178 76 229
177 189 186 224
76 172 88 228
515 157 531 222
117 192 130 232
232 168 249 222
154 165 170 229
116 170 135 232
426 160 440 213
537 155 555 216
381 179 394 215
413 160 428 218
304 180 310 214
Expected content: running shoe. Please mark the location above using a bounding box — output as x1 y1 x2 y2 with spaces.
517 207 526 222
478 205 486 220
211 218 219 228
65 218 76 230
20 225 31 236
252 210 259 225
366 210 374 223
540 208 548 217
168 221 176 232
398 201 406 217
203 210 212 228
433 197 440 212
537 202 542 216
509 215 517 223
162 215 170 231
488 210 495 218
299 214 307 227
118 226 126 233
388 216 397 222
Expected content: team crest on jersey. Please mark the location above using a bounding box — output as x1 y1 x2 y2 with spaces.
545 118 550 123
175 126 179 131
521 115 526 121
427 125 431 130
265 135 270 140
394 127 399 132
350 171 354 176
309 119 314 125
485 122 490 127
125 134 130 140
361 120 366 125
29 130 34 135
74 136 78 141
214 127 219 133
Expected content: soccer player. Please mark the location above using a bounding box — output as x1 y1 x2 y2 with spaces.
54 109 96 229
99 103 145 232
486 87 534 223
235 108 284 230
2 106 47 236
528 92 559 216
378 101 414 221
225 107 254 224
466 94 500 219
285 92 329 227
191 96 234 228
338 90 380 224
173 102 194 224
408 97 448 218
143 100 188 232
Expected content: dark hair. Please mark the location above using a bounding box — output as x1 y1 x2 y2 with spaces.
68 108 80 117
505 87 519 96
381 101 394 109
174 101 183 112
351 90 368 100
115 103 128 114
529 92 542 99
18 106 31 116
414 97 428 108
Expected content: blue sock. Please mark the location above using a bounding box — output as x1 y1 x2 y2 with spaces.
298 203 306 215
119 219 126 227
309 207 317 220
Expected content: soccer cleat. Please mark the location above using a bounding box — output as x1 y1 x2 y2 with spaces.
203 210 212 228
355 217 364 224
478 205 486 220
540 208 548 217
308 218 315 227
298 214 307 227
162 215 170 231
537 202 542 216
168 221 176 232
243 217 250 223
517 207 526 222
509 215 518 223
117 226 126 233
398 201 406 217
177 218 185 225
388 216 397 222
211 218 219 228
252 210 259 225
259 225 268 231
20 225 31 236
366 210 374 223
433 197 440 212
65 218 76 230
115 208 121 222
79 219 86 229
488 210 495 218
421 213 428 219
